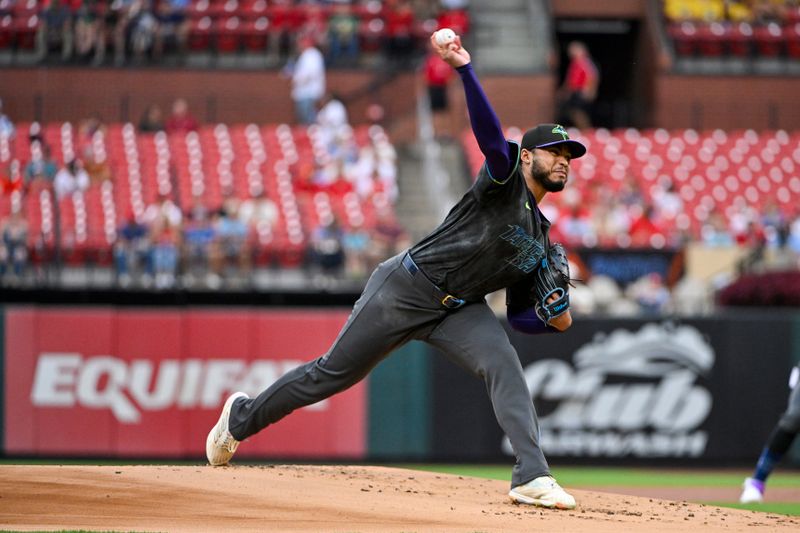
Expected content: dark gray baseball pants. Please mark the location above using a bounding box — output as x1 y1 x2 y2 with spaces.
778 367 800 433
228 252 550 487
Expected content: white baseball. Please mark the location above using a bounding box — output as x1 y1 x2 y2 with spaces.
434 28 457 46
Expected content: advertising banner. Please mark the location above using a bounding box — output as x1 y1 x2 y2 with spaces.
432 317 795 464
3 306 365 459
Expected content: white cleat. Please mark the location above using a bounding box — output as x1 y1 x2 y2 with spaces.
509 475 576 510
206 392 249 466
739 477 765 504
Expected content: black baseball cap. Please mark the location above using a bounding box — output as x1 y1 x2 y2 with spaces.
521 124 587 159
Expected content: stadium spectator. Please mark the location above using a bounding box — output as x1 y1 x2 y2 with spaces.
36 0 74 63
558 202 595 248
736 220 768 273
153 0 190 61
701 210 736 246
437 4 471 37
367 209 410 268
629 205 666 248
302 3 329 40
316 92 349 149
128 1 159 63
138 103 165 132
238 190 279 232
423 48 456 139
288 34 326 125
0 98 15 139
212 205 250 279
77 114 107 153
761 200 791 249
385 0 416 62
74 0 104 64
182 206 216 283
326 4 360 66
165 98 199 134
143 193 182 228
788 211 800 254
109 0 139 66
53 159 90 199
557 41 599 129
150 210 181 289
751 0 788 23
27 123 45 146
0 208 29 283
618 173 645 208
1 161 23 198
114 212 152 286
651 179 684 221
626 273 671 314
308 216 346 278
23 143 59 186
592 198 632 247
81 145 113 184
342 219 372 279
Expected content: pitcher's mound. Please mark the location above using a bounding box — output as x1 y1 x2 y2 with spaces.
1 464 797 532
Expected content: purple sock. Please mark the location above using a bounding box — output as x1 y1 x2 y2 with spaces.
748 478 765 493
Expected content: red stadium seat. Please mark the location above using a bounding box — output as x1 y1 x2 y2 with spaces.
0 14 12 49
669 22 698 57
786 23 800 59
753 22 784 57
695 22 727 57
12 13 38 50
241 0 268 21
12 0 37 18
215 16 242 53
188 0 212 20
242 16 269 52
727 22 753 57
188 16 214 51
359 17 386 53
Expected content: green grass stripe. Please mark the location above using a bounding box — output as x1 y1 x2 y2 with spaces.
708 502 800 516
402 464 800 488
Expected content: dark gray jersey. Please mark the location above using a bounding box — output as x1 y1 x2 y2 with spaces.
409 142 551 302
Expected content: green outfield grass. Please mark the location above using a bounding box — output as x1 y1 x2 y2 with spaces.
404 464 800 487
404 464 800 516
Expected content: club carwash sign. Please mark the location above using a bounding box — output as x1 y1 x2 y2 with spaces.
503 322 715 458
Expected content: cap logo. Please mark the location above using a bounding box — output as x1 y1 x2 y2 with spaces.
552 125 569 140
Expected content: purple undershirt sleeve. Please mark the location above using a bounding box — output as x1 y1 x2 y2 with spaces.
456 63 512 180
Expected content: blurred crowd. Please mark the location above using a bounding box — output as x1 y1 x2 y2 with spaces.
4 0 470 68
665 0 800 23
0 93 410 289
544 173 800 257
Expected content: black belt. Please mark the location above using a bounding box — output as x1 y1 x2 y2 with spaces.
401 253 466 309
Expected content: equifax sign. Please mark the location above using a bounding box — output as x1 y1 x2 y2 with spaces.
30 352 327 423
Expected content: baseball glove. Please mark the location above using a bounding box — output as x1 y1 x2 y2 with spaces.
532 243 572 324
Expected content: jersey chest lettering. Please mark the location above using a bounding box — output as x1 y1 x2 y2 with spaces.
499 225 545 273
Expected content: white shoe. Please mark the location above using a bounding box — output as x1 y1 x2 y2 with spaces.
206 392 249 466
739 477 764 504
509 475 576 509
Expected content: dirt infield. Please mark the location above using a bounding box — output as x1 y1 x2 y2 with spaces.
1 465 798 532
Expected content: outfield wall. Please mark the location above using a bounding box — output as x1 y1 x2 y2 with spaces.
2 305 798 465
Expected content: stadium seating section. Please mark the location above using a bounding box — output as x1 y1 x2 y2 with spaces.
0 1 469 62
664 0 800 58
463 127 800 245
0 122 396 268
